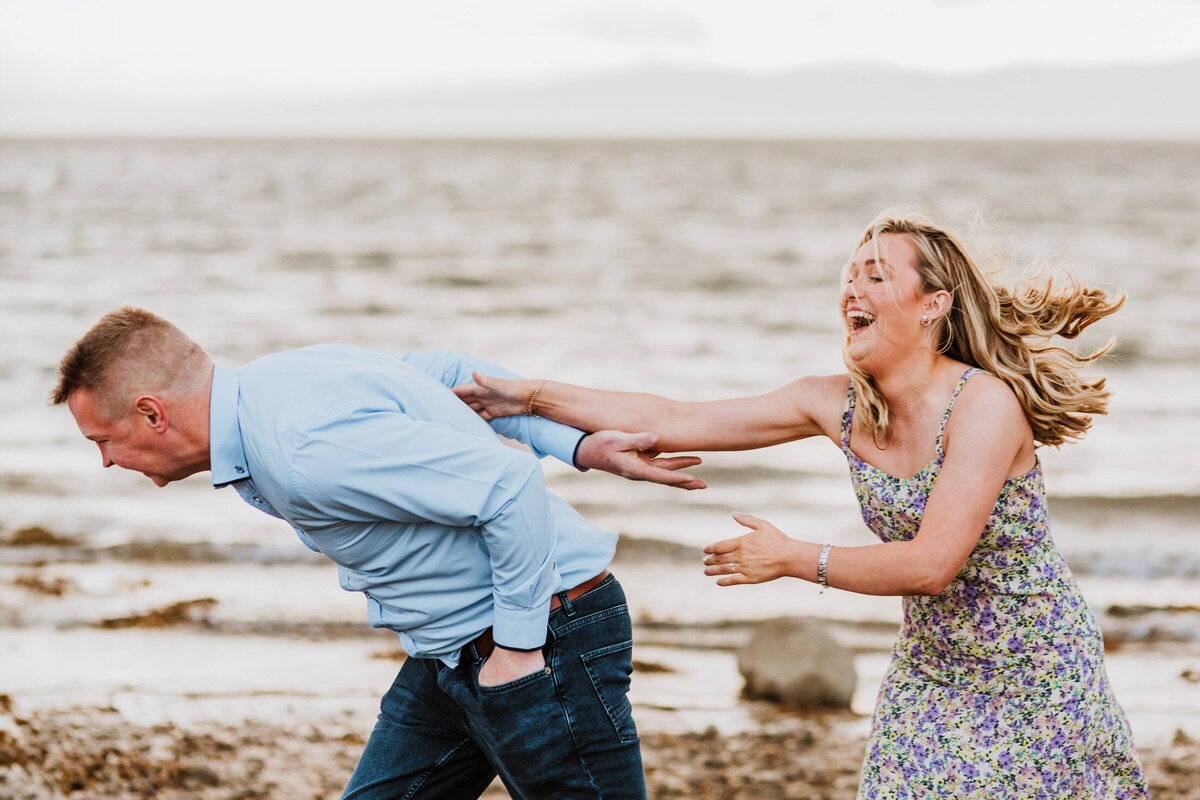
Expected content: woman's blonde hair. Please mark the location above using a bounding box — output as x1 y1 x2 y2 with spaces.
844 212 1124 448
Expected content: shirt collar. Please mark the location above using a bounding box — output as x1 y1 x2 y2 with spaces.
209 363 250 487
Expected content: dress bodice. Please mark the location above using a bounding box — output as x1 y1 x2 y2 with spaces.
840 370 1098 701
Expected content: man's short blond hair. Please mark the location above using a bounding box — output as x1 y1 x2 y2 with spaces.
51 307 209 418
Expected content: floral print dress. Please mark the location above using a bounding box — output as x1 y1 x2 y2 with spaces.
843 369 1146 799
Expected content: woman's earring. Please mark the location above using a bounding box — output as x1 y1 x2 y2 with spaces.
920 315 931 327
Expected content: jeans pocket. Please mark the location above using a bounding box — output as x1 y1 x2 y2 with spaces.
475 660 553 695
580 639 638 743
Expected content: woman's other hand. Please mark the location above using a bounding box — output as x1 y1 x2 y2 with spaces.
453 372 534 419
703 512 798 585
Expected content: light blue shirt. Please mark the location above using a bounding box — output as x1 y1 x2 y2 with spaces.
208 345 617 665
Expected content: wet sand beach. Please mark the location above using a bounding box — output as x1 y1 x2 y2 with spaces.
4 537 1200 798
3 695 1200 798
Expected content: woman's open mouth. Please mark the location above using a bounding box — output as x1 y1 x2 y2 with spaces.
847 309 876 333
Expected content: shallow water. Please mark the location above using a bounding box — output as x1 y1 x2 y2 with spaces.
2 138 1198 746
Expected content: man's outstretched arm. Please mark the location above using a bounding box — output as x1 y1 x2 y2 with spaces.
401 350 705 489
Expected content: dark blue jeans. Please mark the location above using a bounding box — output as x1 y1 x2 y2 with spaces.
341 574 646 800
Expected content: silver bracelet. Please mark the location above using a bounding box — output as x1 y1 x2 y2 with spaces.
817 543 833 594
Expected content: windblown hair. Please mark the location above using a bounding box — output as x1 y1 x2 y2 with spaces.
51 307 209 418
844 213 1124 448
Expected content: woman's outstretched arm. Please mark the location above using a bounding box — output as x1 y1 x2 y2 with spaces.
702 376 1031 596
453 372 848 453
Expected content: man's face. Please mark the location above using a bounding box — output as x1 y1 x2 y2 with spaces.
67 388 182 487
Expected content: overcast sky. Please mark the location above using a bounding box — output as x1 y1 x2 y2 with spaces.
3 0 1200 101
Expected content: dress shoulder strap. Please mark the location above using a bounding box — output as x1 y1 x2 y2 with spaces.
839 378 856 453
935 368 986 457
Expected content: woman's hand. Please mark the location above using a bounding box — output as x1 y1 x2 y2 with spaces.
453 373 535 420
703 512 798 586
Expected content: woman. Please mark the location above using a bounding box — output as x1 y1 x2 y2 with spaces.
454 212 1147 798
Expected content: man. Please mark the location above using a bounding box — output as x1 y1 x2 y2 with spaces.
53 307 704 800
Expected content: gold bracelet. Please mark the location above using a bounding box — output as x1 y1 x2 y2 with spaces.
525 381 546 416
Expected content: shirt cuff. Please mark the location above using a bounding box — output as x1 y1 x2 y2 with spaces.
491 601 551 651
493 643 544 653
529 420 589 468
571 432 592 472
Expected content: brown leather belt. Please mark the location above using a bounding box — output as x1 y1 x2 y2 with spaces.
461 570 610 662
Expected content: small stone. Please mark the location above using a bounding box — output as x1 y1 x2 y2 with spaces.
736 617 856 709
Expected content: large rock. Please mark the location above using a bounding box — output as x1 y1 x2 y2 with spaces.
737 617 856 709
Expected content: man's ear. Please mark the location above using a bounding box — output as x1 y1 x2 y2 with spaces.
133 395 168 432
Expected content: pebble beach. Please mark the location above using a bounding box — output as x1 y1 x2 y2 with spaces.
3 682 1200 798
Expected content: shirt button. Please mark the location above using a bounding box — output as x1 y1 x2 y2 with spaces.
235 466 245 474
253 497 262 503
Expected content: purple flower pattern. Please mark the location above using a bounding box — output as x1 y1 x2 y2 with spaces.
843 369 1146 799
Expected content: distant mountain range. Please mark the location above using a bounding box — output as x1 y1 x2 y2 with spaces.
6 61 1199 139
